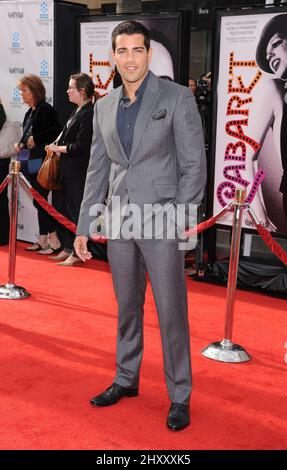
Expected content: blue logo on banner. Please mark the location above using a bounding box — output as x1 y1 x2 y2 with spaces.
40 2 48 19
40 60 48 77
12 87 21 103
12 32 20 49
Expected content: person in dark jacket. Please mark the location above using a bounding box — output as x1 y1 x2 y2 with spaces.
0 100 6 129
15 74 62 253
45 73 95 266
0 99 9 245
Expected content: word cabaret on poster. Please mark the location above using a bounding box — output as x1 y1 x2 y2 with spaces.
213 10 287 234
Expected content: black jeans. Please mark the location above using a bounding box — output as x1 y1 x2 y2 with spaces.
61 175 86 252
28 174 58 236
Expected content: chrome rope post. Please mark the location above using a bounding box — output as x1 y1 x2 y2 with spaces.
0 160 30 299
202 188 251 362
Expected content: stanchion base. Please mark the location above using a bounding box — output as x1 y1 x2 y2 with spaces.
0 283 30 300
202 340 251 363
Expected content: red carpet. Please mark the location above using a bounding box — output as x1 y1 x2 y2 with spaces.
0 242 286 450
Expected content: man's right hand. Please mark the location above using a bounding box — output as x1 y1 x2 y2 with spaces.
14 143 21 153
74 235 92 262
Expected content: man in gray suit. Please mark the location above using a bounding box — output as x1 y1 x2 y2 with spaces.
74 20 206 431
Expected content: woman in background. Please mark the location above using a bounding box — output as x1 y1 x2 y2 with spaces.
46 73 95 266
15 74 62 253
0 99 9 245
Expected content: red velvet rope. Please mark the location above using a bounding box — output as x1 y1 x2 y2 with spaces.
185 215 220 237
30 185 232 244
29 187 108 245
185 204 232 237
0 176 9 194
30 187 77 233
255 223 287 266
24 186 287 265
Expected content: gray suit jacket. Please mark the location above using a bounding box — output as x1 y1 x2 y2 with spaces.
77 72 206 239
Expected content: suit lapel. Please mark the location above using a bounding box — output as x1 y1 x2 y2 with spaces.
100 86 128 165
130 73 159 160
111 87 128 161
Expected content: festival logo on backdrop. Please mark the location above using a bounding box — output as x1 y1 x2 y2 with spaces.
40 59 48 77
40 1 48 20
10 87 22 109
37 1 52 25
10 31 23 53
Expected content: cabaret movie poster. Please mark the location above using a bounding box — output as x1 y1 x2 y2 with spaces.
212 9 287 234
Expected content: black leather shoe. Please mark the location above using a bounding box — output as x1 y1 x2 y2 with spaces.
90 383 138 407
167 403 190 431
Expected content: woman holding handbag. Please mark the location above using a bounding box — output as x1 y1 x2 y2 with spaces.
45 73 95 266
14 74 62 254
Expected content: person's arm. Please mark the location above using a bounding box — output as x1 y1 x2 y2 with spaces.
0 103 6 131
173 88 207 206
48 108 93 156
74 101 111 260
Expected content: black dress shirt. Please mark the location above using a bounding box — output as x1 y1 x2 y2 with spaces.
117 72 150 160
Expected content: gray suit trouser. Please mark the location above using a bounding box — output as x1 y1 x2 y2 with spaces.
107 237 192 405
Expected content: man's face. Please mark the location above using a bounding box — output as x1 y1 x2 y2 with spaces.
266 33 287 79
188 79 197 94
112 33 152 85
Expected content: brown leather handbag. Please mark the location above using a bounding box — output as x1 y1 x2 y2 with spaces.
37 148 62 190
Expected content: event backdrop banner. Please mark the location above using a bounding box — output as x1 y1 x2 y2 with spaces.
0 0 54 242
212 7 287 235
79 12 185 97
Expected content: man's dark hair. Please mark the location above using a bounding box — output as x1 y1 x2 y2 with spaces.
111 20 150 52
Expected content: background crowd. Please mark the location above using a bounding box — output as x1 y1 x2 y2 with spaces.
0 70 211 267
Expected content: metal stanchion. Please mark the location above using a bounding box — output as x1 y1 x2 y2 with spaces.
0 160 30 299
202 188 251 363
